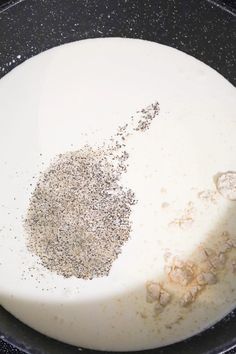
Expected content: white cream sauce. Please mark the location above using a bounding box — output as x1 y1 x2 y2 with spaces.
0 38 235 351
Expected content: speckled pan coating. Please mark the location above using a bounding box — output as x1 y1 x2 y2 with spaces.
0 1 235 354
0 0 236 84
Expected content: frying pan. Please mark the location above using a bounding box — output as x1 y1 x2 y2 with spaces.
0 0 236 353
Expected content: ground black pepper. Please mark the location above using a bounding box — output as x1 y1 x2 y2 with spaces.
24 102 160 279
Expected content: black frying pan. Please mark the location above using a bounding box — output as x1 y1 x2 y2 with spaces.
0 0 236 353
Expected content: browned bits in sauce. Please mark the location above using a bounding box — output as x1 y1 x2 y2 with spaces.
146 281 171 316
215 171 236 201
162 231 236 307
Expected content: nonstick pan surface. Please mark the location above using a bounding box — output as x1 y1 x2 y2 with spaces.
0 1 236 353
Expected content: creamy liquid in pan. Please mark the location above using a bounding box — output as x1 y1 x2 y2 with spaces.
0 38 236 351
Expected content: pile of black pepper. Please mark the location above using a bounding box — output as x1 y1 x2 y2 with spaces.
24 102 160 279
